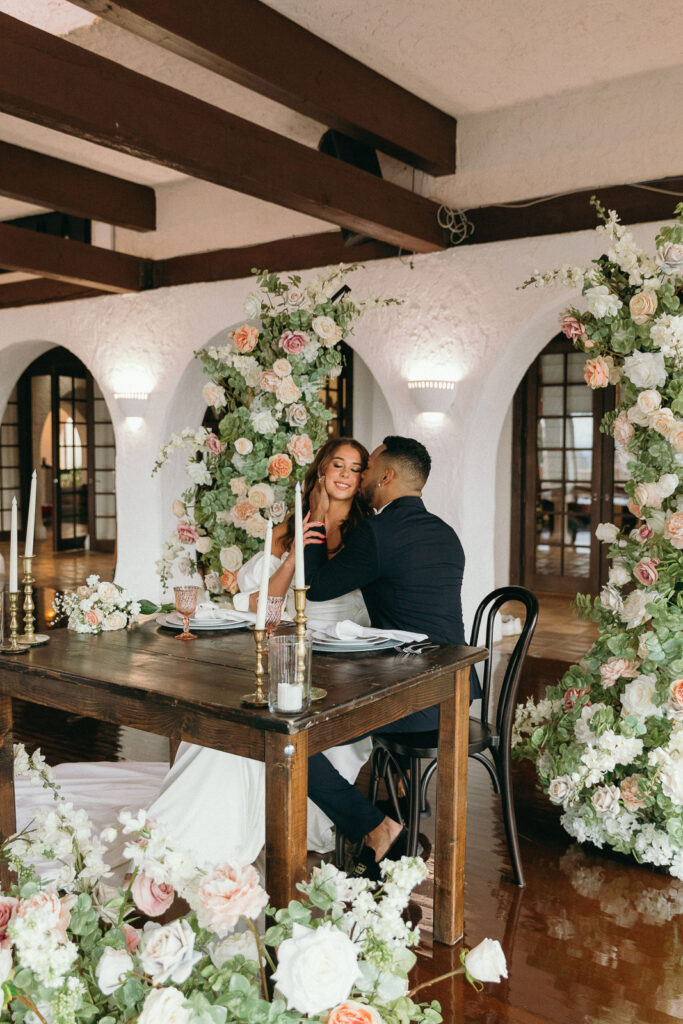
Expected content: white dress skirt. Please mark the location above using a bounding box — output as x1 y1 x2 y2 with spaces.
14 553 372 874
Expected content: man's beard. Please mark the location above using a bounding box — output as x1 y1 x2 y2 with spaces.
360 478 378 504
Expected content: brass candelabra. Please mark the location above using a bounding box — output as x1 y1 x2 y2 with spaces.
18 555 49 646
242 626 268 706
1 592 28 655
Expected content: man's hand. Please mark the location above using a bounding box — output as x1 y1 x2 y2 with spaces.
308 477 330 522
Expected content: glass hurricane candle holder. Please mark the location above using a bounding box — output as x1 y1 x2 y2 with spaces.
268 635 311 715
174 586 200 641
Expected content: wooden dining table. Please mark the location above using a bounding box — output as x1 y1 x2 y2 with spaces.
0 620 487 945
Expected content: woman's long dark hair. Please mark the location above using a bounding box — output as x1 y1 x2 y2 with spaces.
281 437 370 553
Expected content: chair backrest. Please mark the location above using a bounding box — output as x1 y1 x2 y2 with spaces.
469 586 538 738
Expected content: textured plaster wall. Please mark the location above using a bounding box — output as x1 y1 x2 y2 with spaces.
0 221 664 625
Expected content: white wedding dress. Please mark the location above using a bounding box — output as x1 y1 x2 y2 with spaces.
14 553 372 874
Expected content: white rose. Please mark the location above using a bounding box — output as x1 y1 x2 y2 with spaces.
139 920 201 986
621 673 662 721
626 404 650 427
0 945 12 986
244 514 268 539
186 460 212 487
234 437 253 456
634 482 662 509
622 351 667 390
591 785 621 816
101 611 128 631
202 382 226 408
209 930 259 969
328 363 343 379
271 922 360 1015
96 947 133 994
657 243 683 274
636 389 662 415
270 500 288 524
599 585 623 616
244 292 262 319
660 760 683 805
285 286 308 310
286 403 309 428
620 589 655 629
608 565 631 586
172 499 185 519
250 408 278 435
97 581 118 603
220 546 243 572
195 536 212 554
464 938 508 983
248 483 275 508
574 703 606 745
585 284 623 319
273 358 291 378
656 473 679 499
595 523 619 543
548 775 576 806
230 476 248 496
138 987 191 1024
311 315 337 339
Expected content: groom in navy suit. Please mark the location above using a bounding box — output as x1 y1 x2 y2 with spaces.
304 435 475 876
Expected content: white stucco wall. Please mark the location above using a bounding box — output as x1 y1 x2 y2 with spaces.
0 219 666 625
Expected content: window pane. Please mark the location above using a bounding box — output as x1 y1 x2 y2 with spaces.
565 449 592 482
567 352 586 383
539 451 563 480
539 386 563 415
565 416 593 448
540 354 564 384
535 544 561 575
566 386 592 414
537 417 563 448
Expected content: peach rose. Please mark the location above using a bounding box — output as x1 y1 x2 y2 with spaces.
613 411 635 445
599 658 640 688
275 376 302 404
584 356 611 389
233 324 259 353
634 482 662 509
230 476 248 496
629 290 658 325
665 511 683 549
620 775 647 812
0 897 17 946
268 453 293 480
205 433 224 455
627 499 642 519
259 370 280 393
131 872 174 917
633 557 659 586
563 686 591 711
650 407 676 436
172 499 185 519
329 1003 383 1024
667 421 683 453
279 330 309 355
17 889 74 941
244 514 267 539
220 570 239 594
177 521 198 544
559 315 588 342
85 608 102 627
273 358 291 377
248 483 274 508
195 864 269 937
668 679 683 717
230 500 258 525
287 433 314 466
122 923 141 953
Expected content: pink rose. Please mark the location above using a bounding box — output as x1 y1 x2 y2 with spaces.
613 411 635 445
637 524 653 543
205 433 224 455
232 324 259 353
177 521 198 544
633 558 659 586
268 453 293 480
287 433 314 467
195 864 269 937
122 923 141 953
559 315 587 342
620 775 647 812
599 657 640 688
584 356 611 389
131 872 174 918
0 897 17 946
85 608 102 627
563 686 591 711
17 889 74 941
259 370 280 393
279 330 309 355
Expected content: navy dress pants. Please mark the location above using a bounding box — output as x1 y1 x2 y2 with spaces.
307 705 439 842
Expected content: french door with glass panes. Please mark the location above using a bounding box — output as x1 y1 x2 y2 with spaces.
514 336 629 595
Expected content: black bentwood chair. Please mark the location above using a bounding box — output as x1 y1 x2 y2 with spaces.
352 586 538 887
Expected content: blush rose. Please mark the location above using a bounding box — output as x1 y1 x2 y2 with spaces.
195 863 269 938
131 872 175 917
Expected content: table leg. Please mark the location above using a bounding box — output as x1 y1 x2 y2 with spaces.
433 667 470 945
0 694 16 890
264 731 308 909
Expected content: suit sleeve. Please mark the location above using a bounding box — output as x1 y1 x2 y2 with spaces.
304 519 380 600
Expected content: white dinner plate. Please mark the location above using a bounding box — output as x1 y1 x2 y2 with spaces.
308 633 388 645
157 613 250 632
311 638 401 654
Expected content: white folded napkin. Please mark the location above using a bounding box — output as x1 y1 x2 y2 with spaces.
191 603 254 623
307 619 428 643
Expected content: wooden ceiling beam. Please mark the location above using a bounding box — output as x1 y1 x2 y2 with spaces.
0 141 156 231
0 14 446 253
0 278 103 309
0 223 148 292
68 0 456 176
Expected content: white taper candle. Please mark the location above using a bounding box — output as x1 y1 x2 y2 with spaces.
25 470 37 558
255 518 273 631
9 496 18 592
294 481 305 589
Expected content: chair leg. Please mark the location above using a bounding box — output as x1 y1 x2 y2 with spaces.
470 751 501 794
420 759 437 815
407 757 421 856
384 757 406 825
495 748 525 887
334 828 346 869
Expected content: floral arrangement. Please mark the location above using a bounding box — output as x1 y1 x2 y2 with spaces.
513 200 683 876
155 266 393 594
1 746 506 1024
52 575 141 634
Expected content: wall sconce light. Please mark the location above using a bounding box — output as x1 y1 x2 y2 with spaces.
114 391 149 418
407 380 457 414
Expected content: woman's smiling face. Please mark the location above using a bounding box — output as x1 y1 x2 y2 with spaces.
322 444 364 500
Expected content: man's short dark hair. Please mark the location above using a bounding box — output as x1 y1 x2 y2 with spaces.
382 435 431 487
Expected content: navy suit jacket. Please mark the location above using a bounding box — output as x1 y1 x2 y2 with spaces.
304 496 481 700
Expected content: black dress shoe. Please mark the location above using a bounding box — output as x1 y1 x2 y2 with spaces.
350 828 410 883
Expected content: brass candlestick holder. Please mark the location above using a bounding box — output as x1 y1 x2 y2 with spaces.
18 555 49 646
1 592 28 655
242 626 268 706
294 585 326 702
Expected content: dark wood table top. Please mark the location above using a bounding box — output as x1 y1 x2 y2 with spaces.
0 621 487 738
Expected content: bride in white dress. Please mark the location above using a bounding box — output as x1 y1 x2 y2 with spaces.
14 438 374 874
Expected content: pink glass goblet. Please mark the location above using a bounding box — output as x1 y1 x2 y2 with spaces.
174 585 200 640
265 595 285 639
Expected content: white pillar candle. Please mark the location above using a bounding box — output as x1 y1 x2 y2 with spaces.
25 470 37 558
255 518 273 631
294 481 305 589
278 682 303 712
9 496 18 592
